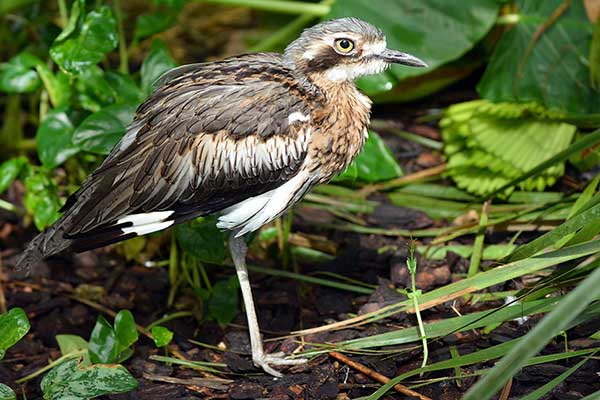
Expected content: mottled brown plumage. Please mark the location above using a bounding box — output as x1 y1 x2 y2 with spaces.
17 17 426 376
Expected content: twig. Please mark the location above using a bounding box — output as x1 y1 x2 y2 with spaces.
329 351 432 400
359 164 446 197
407 241 428 372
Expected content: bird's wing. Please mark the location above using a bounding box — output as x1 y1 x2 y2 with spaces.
54 55 321 252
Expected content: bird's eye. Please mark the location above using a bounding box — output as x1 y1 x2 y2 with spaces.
334 39 355 54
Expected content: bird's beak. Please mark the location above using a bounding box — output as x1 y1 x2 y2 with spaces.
380 49 428 68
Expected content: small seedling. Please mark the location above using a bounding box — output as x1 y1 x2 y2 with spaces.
406 240 428 371
151 326 174 348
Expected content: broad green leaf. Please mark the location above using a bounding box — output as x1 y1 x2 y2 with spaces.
0 52 43 93
141 40 177 94
0 157 28 194
151 326 173 347
442 100 576 195
478 0 600 115
337 131 402 182
208 276 240 325
56 334 91 366
114 310 138 356
463 262 600 400
326 0 500 97
75 66 117 112
105 71 144 104
134 12 178 41
175 216 226 264
0 384 15 400
23 172 62 230
41 358 137 400
88 316 118 364
0 308 30 360
72 103 137 154
36 108 79 169
50 6 118 74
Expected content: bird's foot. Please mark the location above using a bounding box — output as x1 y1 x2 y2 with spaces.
253 351 307 377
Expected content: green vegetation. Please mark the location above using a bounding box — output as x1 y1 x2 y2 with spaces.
1 0 600 399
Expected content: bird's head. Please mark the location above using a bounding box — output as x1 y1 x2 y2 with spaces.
284 17 427 82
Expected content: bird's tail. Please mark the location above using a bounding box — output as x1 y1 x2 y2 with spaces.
14 221 71 275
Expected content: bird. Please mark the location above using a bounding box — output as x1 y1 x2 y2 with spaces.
16 17 427 376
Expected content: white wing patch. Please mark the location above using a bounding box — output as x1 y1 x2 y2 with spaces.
118 210 175 236
217 170 311 236
288 112 310 124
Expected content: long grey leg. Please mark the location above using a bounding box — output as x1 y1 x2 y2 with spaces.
229 234 306 377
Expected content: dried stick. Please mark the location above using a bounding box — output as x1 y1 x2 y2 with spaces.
329 351 432 400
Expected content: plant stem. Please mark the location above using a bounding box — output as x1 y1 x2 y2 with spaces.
146 311 194 330
15 349 87 383
411 271 428 371
57 0 67 28
113 0 129 74
0 199 26 216
191 0 330 16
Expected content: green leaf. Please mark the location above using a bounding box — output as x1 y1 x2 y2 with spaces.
114 310 138 358
151 326 173 347
35 64 71 108
55 0 84 42
72 103 137 154
105 71 144 104
0 52 43 93
134 12 178 41
41 358 137 400
463 262 600 400
478 0 600 115
0 384 16 400
23 171 62 230
88 316 118 364
208 276 239 325
0 308 30 361
175 216 226 264
337 131 402 182
141 40 177 94
0 157 28 194
50 5 118 74
442 100 576 196
75 66 117 112
326 0 500 96
56 334 91 367
36 108 79 169
88 311 138 364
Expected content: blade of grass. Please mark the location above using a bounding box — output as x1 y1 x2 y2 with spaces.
462 262 600 400
520 354 595 400
468 201 490 277
504 200 600 263
294 239 600 336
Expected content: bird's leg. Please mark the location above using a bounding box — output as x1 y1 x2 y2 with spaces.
229 234 307 377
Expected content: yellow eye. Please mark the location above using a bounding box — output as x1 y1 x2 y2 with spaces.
334 38 355 54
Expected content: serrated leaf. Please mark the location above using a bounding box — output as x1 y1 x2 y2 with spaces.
41 358 137 400
141 40 177 94
36 108 79 169
0 383 16 400
72 103 137 154
208 276 239 325
0 52 44 93
175 216 226 264
0 157 28 194
50 6 118 74
151 326 173 347
0 308 30 361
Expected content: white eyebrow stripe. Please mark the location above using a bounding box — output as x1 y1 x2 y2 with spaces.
362 40 387 55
